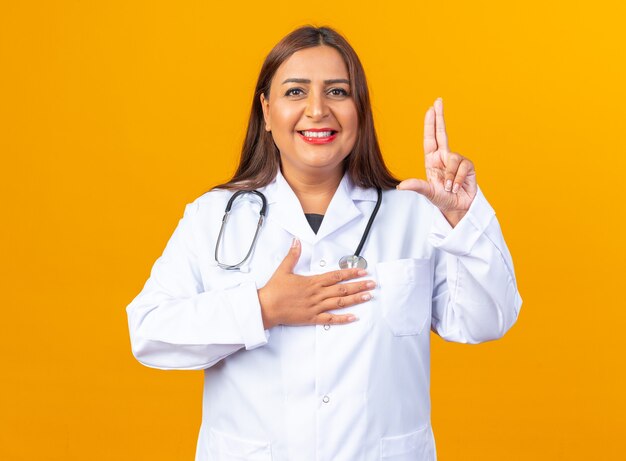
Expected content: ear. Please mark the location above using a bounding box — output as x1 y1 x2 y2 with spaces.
260 93 271 132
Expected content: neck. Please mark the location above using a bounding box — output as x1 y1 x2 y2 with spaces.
281 166 344 214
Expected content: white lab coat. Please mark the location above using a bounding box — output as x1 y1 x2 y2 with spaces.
126 170 522 461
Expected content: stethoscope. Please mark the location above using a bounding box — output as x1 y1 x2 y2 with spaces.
215 188 383 271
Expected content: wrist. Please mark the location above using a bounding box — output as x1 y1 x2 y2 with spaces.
442 209 466 228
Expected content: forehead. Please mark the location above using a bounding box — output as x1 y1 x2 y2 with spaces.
273 46 349 82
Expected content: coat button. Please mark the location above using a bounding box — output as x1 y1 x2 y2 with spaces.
319 259 326 267
323 324 330 330
322 395 330 403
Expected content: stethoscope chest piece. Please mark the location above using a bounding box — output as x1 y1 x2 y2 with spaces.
339 255 368 270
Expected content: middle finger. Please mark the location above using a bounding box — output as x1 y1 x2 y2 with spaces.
330 279 376 298
433 98 449 152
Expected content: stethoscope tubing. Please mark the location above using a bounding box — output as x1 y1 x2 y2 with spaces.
353 188 382 258
214 187 382 271
215 190 267 270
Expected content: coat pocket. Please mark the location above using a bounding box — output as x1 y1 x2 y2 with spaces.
380 425 435 460
377 258 432 336
208 428 272 461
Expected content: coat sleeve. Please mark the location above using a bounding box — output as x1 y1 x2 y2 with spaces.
428 186 522 343
126 202 269 370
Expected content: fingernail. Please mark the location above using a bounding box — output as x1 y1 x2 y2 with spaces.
362 293 372 301
357 269 367 277
291 238 299 248
445 180 452 191
366 281 376 289
452 183 459 193
346 315 358 322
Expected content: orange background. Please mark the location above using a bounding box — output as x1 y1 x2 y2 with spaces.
1 0 625 459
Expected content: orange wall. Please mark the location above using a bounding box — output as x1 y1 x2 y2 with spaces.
1 1 624 459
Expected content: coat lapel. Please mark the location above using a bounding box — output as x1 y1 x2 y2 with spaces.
261 171 378 244
262 171 316 244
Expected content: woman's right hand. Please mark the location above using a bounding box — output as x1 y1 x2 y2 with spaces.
258 239 375 329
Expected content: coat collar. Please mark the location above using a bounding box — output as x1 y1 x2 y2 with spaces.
260 170 378 244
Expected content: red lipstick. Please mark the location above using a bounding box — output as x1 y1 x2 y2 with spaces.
297 128 338 144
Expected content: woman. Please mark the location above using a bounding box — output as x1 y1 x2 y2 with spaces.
127 25 521 461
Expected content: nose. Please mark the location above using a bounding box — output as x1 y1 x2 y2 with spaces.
304 90 329 121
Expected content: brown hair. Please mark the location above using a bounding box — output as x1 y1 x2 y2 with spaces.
217 25 399 190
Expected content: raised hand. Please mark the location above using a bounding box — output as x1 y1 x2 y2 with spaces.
258 239 375 329
397 98 477 226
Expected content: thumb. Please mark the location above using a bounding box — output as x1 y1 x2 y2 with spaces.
277 238 301 273
397 178 433 200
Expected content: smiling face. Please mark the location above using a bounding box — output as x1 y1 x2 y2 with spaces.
261 45 358 183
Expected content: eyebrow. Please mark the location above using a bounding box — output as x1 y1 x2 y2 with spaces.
281 78 350 85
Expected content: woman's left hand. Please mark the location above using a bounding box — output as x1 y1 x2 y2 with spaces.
397 98 477 227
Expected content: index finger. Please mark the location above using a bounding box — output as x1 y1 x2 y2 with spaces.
433 98 449 152
318 268 368 287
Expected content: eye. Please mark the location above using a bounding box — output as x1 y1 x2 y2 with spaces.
328 87 349 97
285 88 305 97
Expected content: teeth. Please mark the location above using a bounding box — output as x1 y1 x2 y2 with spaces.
301 131 334 138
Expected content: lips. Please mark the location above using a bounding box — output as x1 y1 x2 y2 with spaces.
297 129 338 144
